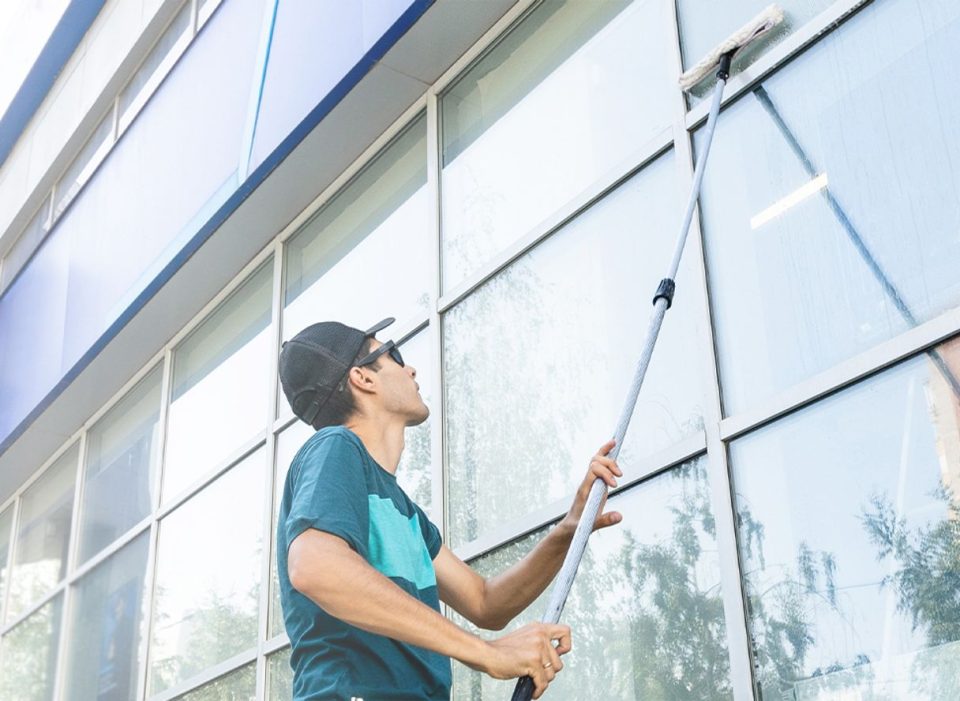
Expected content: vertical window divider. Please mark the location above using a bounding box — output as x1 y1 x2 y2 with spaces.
666 1 754 699
426 91 446 547
51 433 85 700
257 248 285 699
0 496 21 635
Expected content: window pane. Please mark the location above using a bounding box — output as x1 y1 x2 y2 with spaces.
698 0 960 415
452 458 731 699
150 449 266 694
165 261 272 502
173 662 256 701
53 111 115 220
0 594 63 701
267 648 293 701
444 153 706 547
78 366 162 564
269 420 314 639
63 532 150 701
7 444 78 619
0 506 12 615
676 1 829 101
282 115 429 349
440 0 673 291
730 336 960 699
395 329 434 517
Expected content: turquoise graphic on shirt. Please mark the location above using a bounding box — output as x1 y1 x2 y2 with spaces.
367 495 438 591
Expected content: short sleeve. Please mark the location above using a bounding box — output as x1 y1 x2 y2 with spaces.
414 503 442 560
284 433 369 556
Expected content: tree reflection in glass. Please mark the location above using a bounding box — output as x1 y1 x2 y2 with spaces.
451 458 733 700
732 337 960 700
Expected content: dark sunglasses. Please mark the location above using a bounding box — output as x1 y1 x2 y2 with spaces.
355 340 404 368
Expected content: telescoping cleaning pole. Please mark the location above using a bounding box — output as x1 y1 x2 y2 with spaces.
509 7 784 701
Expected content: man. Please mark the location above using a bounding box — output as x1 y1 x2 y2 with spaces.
277 317 622 700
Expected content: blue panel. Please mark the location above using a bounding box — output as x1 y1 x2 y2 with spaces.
0 0 108 170
247 0 423 171
0 0 265 444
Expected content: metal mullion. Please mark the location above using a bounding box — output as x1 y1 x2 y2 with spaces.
50 432 87 699
136 520 160 701
79 354 166 437
1 433 83 512
157 431 268 520
667 1 755 698
263 632 290 656
437 126 673 314
0 498 22 630
0 580 66 637
149 645 258 701
425 91 445 542
684 0 875 132
256 250 285 701
454 432 707 564
719 304 960 442
66 516 153 586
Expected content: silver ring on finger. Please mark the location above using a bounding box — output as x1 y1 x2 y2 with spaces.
543 662 553 669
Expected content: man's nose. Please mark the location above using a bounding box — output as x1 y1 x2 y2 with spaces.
408 365 417 379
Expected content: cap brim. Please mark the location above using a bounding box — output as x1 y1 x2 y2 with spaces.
364 317 395 336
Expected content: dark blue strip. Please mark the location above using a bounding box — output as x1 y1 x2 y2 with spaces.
0 0 108 170
0 0 434 457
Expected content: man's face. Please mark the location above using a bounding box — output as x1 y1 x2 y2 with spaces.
365 338 429 426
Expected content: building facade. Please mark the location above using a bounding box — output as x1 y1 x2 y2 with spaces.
0 0 958 699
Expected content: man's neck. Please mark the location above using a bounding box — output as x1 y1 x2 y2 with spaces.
344 416 406 475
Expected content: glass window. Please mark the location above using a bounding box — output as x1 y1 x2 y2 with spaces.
0 506 12 615
53 111 115 221
118 0 193 125
440 0 674 291
395 329 434 516
78 365 162 564
1 194 51 294
444 152 706 547
676 0 831 101
63 532 150 701
149 449 266 695
173 662 256 701
281 116 430 354
452 458 732 699
730 336 960 699
269 420 314 639
0 594 63 701
267 648 293 701
164 261 273 502
697 0 960 415
7 444 78 620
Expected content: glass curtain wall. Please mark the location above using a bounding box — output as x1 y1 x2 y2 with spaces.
0 0 958 699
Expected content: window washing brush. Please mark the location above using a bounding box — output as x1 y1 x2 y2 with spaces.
509 6 785 701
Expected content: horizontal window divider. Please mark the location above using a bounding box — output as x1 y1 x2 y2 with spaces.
158 431 268 520
437 126 674 314
263 632 291 657
684 0 874 132
455 432 707 563
719 304 960 442
0 434 81 523
0 579 65 637
68 515 153 585
149 645 258 701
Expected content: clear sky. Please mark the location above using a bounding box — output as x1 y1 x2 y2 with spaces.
0 0 71 121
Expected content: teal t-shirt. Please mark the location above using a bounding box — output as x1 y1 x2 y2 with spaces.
277 426 451 700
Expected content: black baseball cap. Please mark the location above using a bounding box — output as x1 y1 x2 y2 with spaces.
278 317 394 427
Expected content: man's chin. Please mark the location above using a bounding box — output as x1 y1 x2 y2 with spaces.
406 404 430 427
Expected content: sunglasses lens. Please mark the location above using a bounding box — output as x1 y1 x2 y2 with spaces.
389 347 404 367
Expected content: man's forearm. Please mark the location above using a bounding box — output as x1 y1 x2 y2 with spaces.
482 522 575 628
293 537 489 668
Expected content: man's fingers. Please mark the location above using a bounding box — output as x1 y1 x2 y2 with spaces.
547 643 563 672
549 625 572 655
597 510 623 530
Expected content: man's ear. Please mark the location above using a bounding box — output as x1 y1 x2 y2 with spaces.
346 366 377 395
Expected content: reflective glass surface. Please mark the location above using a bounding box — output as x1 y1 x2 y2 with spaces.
63 532 150 701
444 153 706 547
282 116 430 352
165 261 272 501
7 444 77 619
267 648 293 701
698 0 960 415
452 459 731 699
79 365 162 564
676 0 833 101
0 506 11 615
173 662 256 701
731 337 960 699
0 594 63 701
441 0 673 291
150 449 266 694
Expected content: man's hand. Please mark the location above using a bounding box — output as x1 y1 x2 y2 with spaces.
559 439 623 535
475 623 572 699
